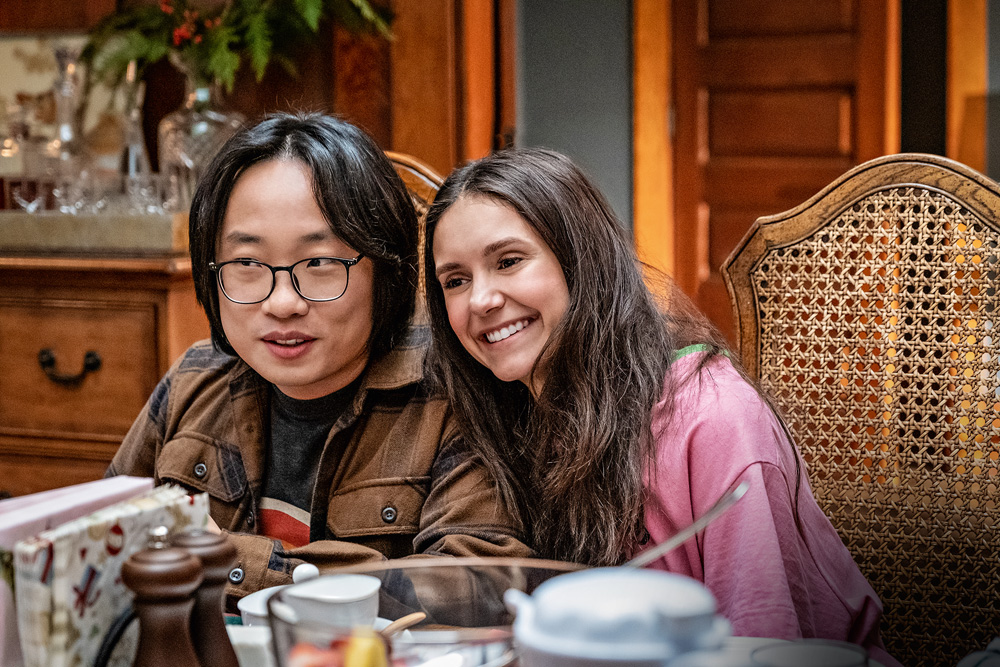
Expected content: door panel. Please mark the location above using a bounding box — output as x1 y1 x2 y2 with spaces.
704 36 855 87
710 91 851 156
673 0 895 341
707 0 853 35
705 157 851 209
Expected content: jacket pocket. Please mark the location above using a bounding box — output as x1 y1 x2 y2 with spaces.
327 478 429 538
157 434 247 503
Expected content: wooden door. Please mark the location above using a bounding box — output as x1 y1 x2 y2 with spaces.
672 0 898 341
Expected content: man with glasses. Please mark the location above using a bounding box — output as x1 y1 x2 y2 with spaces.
108 113 531 609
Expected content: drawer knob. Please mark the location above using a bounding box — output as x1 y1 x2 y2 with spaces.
38 348 102 387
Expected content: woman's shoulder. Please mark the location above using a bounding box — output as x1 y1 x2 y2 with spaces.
662 347 767 416
653 348 789 468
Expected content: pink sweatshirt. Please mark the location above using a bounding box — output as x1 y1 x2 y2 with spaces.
640 350 901 667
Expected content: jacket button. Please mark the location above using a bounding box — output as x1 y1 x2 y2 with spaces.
381 506 397 523
193 463 208 478
246 510 255 526
229 567 245 584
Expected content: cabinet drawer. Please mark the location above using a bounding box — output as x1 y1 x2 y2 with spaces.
0 450 110 498
0 296 159 438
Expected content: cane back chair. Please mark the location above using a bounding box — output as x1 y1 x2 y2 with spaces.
386 151 444 316
721 154 1000 666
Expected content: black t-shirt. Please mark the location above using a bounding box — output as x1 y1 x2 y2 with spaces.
259 378 360 547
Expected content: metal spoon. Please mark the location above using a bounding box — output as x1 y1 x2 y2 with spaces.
624 479 749 568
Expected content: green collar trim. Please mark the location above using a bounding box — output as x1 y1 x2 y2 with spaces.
672 343 731 360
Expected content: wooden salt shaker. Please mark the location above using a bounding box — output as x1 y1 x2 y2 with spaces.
121 544 203 667
172 530 240 667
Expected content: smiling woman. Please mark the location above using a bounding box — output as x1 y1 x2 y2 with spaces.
422 147 902 667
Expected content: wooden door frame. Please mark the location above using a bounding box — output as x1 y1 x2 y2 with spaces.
947 0 988 171
633 0 674 278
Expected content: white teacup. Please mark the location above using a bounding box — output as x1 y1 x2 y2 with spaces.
281 574 381 627
238 585 288 626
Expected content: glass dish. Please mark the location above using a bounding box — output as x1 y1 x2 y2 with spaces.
267 557 583 667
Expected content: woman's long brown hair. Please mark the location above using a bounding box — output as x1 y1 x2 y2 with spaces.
424 148 732 566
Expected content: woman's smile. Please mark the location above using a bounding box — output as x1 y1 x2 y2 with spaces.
483 318 533 343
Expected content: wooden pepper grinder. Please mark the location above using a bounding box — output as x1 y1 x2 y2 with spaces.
171 530 240 667
121 539 203 667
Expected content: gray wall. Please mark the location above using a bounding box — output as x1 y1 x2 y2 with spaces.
516 0 633 227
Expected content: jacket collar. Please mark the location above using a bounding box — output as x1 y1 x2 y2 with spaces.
360 324 429 392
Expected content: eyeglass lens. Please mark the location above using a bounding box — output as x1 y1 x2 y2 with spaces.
218 258 350 302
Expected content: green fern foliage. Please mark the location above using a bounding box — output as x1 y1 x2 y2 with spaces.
83 0 391 93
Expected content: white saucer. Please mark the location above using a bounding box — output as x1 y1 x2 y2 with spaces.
720 637 885 667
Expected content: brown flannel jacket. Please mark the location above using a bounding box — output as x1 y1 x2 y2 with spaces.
108 326 531 608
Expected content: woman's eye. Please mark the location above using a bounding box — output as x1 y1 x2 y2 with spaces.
441 277 466 290
498 257 522 270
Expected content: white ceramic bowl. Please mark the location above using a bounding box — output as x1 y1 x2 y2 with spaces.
506 568 731 667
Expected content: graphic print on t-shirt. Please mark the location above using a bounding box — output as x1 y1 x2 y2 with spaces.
258 496 311 548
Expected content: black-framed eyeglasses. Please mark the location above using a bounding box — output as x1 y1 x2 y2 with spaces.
209 254 364 304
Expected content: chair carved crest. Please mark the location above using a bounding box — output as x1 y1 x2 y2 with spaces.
722 153 1000 666
386 151 443 315
386 151 443 219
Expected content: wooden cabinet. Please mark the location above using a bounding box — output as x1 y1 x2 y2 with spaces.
0 253 210 497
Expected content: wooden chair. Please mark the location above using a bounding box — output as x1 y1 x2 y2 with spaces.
386 151 444 314
722 154 1000 666
387 151 444 217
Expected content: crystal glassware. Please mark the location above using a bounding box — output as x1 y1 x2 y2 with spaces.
10 178 47 213
157 53 244 214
